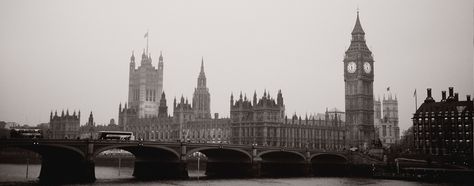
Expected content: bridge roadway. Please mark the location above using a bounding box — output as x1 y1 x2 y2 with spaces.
0 139 375 183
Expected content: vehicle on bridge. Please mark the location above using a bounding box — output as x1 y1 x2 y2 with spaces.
98 131 134 140
10 128 43 139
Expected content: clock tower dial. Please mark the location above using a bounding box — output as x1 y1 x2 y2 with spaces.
347 62 357 73
343 11 375 148
363 62 371 73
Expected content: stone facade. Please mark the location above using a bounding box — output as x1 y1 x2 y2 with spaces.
230 90 348 150
374 92 400 147
119 54 230 143
343 12 376 148
192 59 211 119
183 118 231 144
413 87 473 164
78 112 96 139
127 50 164 119
49 110 80 139
121 91 177 141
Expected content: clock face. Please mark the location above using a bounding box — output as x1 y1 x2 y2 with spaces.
363 62 371 73
347 62 356 73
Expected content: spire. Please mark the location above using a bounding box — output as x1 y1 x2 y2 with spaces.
197 57 206 88
174 97 177 108
200 57 204 73
253 91 257 106
161 91 166 99
130 51 135 62
351 10 365 35
159 51 163 61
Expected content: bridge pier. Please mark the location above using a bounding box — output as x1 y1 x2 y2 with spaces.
39 158 95 183
251 159 261 177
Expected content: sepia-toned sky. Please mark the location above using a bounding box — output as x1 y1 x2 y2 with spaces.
0 0 472 132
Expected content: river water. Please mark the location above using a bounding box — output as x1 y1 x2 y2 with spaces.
0 164 455 186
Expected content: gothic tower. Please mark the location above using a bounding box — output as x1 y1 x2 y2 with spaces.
158 91 168 118
343 11 375 148
127 38 164 118
192 58 211 119
374 96 381 120
382 92 399 140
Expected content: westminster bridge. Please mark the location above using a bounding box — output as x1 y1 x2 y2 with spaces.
0 139 381 183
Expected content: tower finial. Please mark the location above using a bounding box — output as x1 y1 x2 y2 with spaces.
351 8 365 35
144 29 149 55
201 57 204 72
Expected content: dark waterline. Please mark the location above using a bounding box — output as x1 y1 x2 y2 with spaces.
0 164 460 186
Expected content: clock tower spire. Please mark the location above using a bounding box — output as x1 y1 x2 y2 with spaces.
343 11 376 148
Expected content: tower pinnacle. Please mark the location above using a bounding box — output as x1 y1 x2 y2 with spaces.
351 11 365 35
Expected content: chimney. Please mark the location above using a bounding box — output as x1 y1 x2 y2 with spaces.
441 91 447 101
425 88 435 103
467 95 471 101
454 93 459 101
448 87 454 99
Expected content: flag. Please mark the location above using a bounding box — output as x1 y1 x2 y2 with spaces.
414 89 417 97
144 32 148 38
386 87 390 91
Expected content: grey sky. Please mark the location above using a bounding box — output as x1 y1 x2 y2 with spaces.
0 0 472 132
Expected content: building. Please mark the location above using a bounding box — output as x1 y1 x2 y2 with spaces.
49 110 80 139
374 92 400 147
121 91 176 141
127 48 164 119
230 90 347 150
413 87 473 165
173 96 195 140
183 117 231 144
343 11 376 148
119 51 230 143
79 112 96 139
192 59 211 119
230 90 284 146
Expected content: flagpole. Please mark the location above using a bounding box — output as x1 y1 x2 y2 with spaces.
415 89 418 112
146 29 149 55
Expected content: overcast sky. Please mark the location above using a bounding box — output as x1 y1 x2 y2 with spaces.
0 0 472 132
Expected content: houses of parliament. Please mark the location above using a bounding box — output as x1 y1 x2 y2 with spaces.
113 11 399 149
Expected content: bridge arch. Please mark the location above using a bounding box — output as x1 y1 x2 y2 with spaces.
2 143 86 159
93 144 180 159
310 153 348 163
94 144 185 179
258 150 307 177
311 153 349 176
257 150 306 161
186 147 252 162
1 143 94 183
186 146 253 178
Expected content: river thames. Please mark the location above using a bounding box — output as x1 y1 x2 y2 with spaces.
0 164 460 186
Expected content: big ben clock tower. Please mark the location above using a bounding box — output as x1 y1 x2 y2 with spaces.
343 11 375 148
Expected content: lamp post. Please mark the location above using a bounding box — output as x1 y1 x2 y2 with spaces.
197 153 200 181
